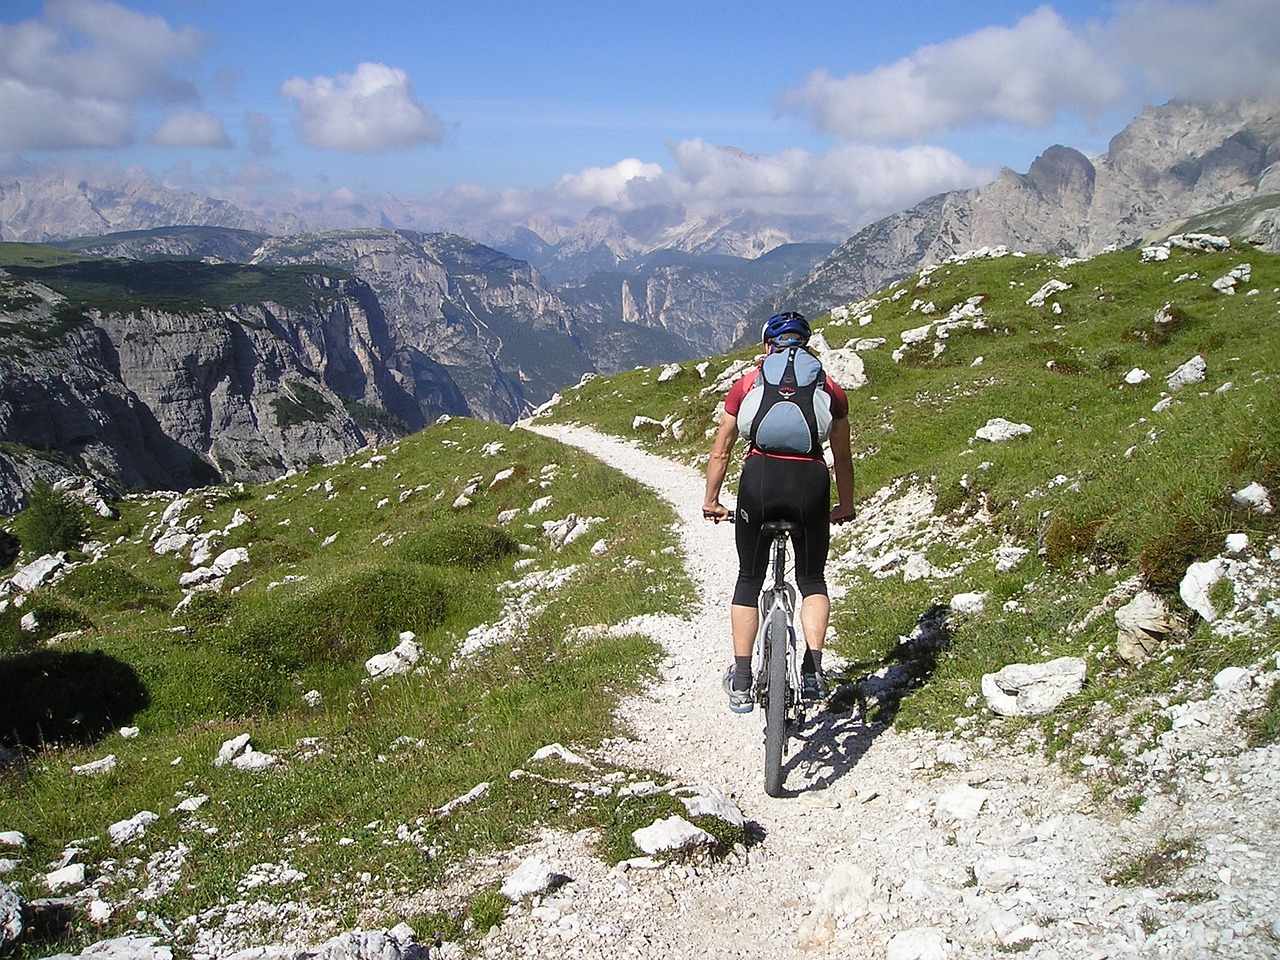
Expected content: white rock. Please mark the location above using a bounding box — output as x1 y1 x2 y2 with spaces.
982 657 1086 716
0 833 25 850
631 816 715 855
1166 354 1207 391
934 784 988 823
994 546 1029 573
975 418 1032 442
109 811 159 845
364 634 422 679
796 862 876 948
1124 367 1150 384
10 553 67 593
1213 667 1251 693
119 726 140 739
501 856 561 901
1224 533 1249 555
886 926 949 960
951 592 987 615
1180 558 1225 622
45 863 86 892
679 784 745 828
1231 481 1273 514
231 749 279 772
211 547 249 575
215 734 252 767
72 754 118 776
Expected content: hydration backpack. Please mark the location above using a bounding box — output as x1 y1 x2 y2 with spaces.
737 346 833 456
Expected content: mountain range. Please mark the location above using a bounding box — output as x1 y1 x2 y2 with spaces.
1 97 1279 511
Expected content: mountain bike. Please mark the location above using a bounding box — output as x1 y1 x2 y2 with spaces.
708 513 809 797
755 519 806 797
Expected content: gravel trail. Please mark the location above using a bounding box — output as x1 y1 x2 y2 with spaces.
487 422 1280 960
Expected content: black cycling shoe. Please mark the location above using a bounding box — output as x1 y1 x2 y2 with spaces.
801 670 829 702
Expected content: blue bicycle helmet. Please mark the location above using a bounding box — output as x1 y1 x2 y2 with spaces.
761 311 810 346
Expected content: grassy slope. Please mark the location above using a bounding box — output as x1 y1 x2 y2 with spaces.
2 241 1278 955
535 243 1280 786
0 419 695 954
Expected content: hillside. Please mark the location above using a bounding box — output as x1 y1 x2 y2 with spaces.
1 237 1278 959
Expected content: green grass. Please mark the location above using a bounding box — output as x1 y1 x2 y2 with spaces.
535 242 1280 803
4 240 1280 956
0 418 696 957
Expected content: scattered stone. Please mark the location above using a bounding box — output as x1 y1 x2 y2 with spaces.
108 811 159 846
631 816 715 856
1115 590 1185 664
500 857 565 901
1232 481 1274 514
364 632 422 679
71 755 117 777
45 864 86 893
1180 558 1225 622
1166 354 1207 391
974 418 1032 442
981 657 1086 716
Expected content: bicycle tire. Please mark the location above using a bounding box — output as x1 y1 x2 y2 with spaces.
763 602 790 797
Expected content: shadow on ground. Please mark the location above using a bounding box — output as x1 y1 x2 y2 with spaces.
0 649 150 750
782 603 954 796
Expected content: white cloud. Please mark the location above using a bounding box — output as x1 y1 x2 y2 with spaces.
148 108 230 148
778 7 1123 141
0 77 133 148
553 158 663 206
420 138 986 233
0 0 208 150
281 62 444 153
1103 0 1280 101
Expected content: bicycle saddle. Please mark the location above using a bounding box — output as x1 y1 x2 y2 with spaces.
760 520 802 536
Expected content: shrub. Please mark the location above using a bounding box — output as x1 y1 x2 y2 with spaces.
1044 517 1103 567
13 481 87 556
59 563 164 611
1138 515 1218 594
230 562 450 670
399 521 519 571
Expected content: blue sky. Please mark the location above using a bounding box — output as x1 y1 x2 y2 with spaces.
2 0 1279 233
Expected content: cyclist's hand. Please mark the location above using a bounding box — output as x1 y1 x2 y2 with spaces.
830 503 855 525
703 502 731 523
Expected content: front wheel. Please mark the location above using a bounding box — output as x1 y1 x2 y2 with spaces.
763 606 790 797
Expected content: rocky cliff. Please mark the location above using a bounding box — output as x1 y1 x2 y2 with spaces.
0 265 424 512
769 98 1280 318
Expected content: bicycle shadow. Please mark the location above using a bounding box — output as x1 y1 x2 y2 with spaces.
777 602 953 797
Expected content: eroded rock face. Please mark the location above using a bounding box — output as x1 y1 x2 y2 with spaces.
0 273 421 511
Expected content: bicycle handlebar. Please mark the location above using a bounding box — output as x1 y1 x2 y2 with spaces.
702 510 854 525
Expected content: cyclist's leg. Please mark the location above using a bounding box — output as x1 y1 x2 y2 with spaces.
790 459 832 675
728 456 769 694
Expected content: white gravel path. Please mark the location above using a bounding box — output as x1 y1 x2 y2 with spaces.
487 422 1280 960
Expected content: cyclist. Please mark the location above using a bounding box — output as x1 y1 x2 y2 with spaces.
702 311 855 713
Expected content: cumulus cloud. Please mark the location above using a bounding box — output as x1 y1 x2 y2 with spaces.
0 0 208 150
148 108 230 148
422 138 986 233
553 158 663 207
778 7 1123 140
1103 0 1280 101
281 62 444 153
779 1 1280 143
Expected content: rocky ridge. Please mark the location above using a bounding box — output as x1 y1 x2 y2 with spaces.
770 98 1280 320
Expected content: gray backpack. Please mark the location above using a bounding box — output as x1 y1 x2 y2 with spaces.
737 346 833 456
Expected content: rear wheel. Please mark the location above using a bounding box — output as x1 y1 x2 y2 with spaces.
763 604 789 797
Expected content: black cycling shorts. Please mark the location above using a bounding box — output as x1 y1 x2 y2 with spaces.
732 453 830 606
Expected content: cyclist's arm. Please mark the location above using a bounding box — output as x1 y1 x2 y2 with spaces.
703 411 738 520
829 415 855 523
